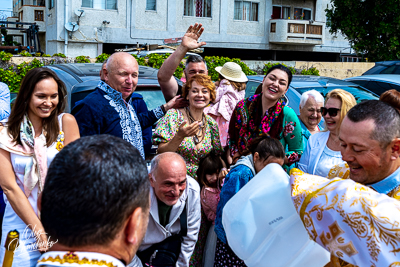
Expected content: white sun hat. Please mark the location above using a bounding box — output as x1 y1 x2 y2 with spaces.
215 62 248 83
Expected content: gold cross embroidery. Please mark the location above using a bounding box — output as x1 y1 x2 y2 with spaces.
319 221 358 258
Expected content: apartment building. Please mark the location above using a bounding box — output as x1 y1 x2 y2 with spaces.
7 0 353 61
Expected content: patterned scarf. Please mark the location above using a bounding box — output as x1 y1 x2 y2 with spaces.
0 115 48 197
229 94 285 156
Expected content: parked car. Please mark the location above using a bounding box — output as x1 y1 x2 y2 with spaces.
246 75 378 118
344 75 400 96
363 61 400 75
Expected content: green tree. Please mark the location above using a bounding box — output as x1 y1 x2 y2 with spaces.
326 0 400 61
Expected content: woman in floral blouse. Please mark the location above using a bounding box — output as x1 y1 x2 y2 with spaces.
153 74 223 267
153 73 223 179
229 64 303 169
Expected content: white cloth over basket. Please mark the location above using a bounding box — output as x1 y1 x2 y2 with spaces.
222 163 330 267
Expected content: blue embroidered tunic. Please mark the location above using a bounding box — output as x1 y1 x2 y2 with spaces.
72 81 164 158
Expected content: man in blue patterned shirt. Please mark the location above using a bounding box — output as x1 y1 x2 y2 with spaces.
72 52 178 159
0 82 10 121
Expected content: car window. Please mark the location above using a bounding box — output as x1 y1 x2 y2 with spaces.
135 87 166 111
347 80 369 89
381 66 397 74
363 66 387 75
293 86 377 103
245 81 261 98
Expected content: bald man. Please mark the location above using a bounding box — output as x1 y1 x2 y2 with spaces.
72 52 178 158
129 152 201 267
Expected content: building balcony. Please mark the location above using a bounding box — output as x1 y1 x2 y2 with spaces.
269 19 325 45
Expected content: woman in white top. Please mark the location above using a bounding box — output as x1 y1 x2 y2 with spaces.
0 68 80 266
298 89 356 177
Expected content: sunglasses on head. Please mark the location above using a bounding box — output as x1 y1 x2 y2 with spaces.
321 107 341 117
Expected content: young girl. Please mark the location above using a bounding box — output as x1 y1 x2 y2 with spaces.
197 152 228 223
205 62 247 148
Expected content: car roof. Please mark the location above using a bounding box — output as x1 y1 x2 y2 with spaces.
48 63 159 79
71 77 160 94
345 74 400 84
374 61 400 66
247 75 360 88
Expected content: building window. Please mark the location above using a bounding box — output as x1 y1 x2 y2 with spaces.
184 0 211 17
234 1 258 21
272 6 289 19
146 0 156 11
282 6 290 19
294 8 311 20
82 0 117 10
49 0 54 9
19 11 23 21
34 10 44 21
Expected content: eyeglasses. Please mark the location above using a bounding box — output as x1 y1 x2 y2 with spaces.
321 107 341 117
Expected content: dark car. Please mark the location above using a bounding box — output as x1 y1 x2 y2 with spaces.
246 75 378 120
363 61 400 75
344 75 400 96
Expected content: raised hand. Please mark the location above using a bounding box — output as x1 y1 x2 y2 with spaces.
181 23 207 51
177 120 199 138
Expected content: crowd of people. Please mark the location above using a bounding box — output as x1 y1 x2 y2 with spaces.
0 22 399 267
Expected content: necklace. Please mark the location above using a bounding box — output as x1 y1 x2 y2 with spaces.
185 107 206 145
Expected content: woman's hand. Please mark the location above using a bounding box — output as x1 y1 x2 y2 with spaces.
176 121 199 138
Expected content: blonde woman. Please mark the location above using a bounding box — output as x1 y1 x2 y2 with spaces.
298 89 356 176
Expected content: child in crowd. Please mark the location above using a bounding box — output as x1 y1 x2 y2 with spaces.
197 152 228 223
205 62 247 148
196 152 228 267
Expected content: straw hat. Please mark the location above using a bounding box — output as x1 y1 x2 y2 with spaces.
215 62 248 83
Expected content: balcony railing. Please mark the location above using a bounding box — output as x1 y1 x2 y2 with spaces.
269 19 325 45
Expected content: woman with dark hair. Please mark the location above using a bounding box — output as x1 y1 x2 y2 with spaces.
228 65 303 169
0 68 79 266
214 135 286 266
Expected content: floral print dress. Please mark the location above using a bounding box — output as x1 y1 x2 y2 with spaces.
153 109 223 179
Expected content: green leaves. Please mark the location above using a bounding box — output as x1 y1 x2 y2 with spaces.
0 51 12 61
204 56 256 81
326 0 400 61
132 53 184 79
75 55 91 63
95 53 110 63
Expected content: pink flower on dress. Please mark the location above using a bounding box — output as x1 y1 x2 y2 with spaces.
283 121 295 137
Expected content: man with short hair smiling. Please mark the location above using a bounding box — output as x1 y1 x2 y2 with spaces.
36 135 150 267
72 52 179 158
130 152 201 267
158 23 208 101
338 100 400 195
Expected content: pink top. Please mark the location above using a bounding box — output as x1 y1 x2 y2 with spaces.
201 186 221 223
205 80 245 147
